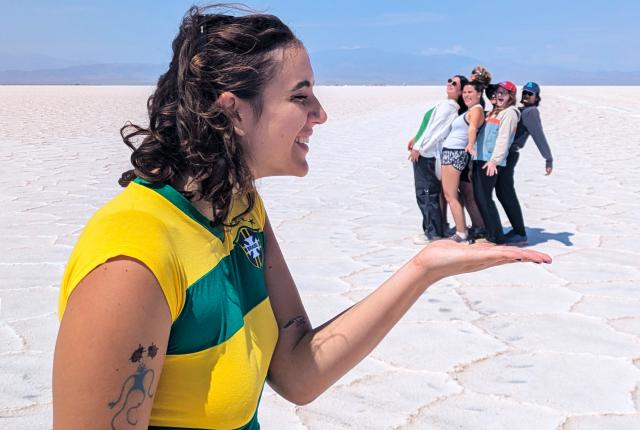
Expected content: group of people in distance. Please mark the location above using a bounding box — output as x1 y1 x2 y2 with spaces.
408 65 554 245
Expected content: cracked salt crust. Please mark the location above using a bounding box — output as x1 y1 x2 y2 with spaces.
2 86 640 429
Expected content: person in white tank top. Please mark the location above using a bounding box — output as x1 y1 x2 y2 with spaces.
440 81 486 242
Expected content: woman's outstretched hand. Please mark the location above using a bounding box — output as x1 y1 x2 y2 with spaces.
414 240 551 282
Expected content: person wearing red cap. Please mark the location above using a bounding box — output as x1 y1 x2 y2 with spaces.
470 81 521 244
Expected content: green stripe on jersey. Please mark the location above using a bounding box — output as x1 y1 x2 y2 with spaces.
166 230 267 355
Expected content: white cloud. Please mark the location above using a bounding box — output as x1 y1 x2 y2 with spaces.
421 45 465 55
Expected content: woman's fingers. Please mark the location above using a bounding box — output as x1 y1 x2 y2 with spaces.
419 241 552 280
467 242 552 265
491 246 552 264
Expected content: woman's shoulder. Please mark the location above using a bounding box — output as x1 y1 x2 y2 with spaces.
497 105 520 119
436 99 459 111
468 104 485 115
61 184 187 322
88 183 172 232
71 182 182 269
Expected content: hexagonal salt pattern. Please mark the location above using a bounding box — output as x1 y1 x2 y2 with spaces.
3 86 640 428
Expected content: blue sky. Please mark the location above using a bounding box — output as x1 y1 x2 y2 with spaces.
2 0 639 72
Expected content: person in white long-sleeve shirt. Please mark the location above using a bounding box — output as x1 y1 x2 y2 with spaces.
408 75 468 242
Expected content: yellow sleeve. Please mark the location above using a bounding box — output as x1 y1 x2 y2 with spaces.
59 210 186 322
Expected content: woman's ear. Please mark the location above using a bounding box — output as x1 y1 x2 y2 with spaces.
217 91 246 137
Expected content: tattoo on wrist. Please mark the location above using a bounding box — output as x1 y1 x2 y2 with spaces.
108 342 159 429
283 316 307 329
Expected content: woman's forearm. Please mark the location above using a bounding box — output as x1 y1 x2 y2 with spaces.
265 220 551 405
287 256 438 403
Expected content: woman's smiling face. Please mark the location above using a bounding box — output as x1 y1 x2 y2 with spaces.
237 46 327 179
462 84 481 107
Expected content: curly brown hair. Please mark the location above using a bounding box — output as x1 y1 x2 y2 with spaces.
471 65 492 88
119 4 301 228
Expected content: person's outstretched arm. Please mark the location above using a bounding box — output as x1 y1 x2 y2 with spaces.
264 216 550 404
53 257 172 430
523 108 554 175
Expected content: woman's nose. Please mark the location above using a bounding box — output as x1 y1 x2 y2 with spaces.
311 99 327 125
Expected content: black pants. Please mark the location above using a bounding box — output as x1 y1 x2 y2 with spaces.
496 151 526 236
413 156 443 238
472 160 505 244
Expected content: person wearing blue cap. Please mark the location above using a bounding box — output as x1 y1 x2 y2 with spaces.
495 81 553 245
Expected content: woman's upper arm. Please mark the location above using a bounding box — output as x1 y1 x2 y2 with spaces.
261 215 312 392
469 108 484 128
53 256 172 430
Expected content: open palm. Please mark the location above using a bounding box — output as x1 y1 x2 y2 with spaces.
415 240 551 282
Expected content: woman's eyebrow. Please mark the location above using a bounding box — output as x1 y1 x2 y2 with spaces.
290 80 312 91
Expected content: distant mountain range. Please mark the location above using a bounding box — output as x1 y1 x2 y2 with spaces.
0 63 166 85
1 49 639 85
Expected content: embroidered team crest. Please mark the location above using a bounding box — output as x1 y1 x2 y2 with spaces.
235 226 263 268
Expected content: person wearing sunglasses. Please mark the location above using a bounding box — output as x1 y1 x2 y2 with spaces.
471 81 521 244
408 75 468 243
485 84 498 111
440 80 486 243
495 81 554 245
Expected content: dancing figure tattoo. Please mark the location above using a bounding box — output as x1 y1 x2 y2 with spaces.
108 343 158 430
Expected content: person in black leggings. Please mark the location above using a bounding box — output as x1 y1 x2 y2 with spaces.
471 81 521 244
496 82 553 245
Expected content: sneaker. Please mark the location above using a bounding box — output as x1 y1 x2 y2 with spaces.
448 233 468 243
414 234 442 245
504 232 528 246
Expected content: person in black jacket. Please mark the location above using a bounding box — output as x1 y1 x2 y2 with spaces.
496 81 553 245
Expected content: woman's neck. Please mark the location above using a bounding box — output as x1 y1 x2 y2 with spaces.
171 174 215 220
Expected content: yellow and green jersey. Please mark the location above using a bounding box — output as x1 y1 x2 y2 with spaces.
59 178 278 429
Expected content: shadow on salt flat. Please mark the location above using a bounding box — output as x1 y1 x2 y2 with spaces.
524 227 574 246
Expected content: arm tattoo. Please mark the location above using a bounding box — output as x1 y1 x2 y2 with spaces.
283 316 307 329
108 342 158 430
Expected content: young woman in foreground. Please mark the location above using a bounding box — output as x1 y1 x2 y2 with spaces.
53 7 550 430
